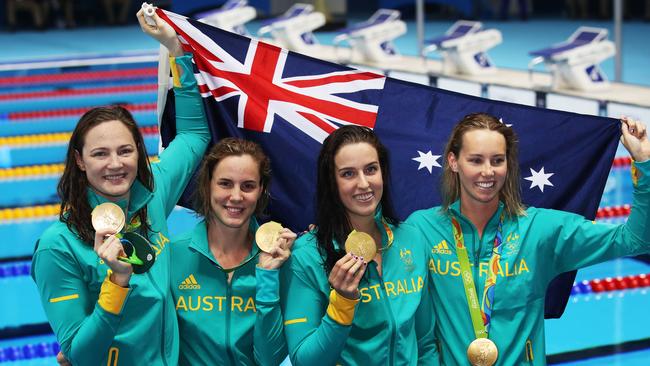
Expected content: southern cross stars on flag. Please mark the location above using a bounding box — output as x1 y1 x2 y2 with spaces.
412 118 555 194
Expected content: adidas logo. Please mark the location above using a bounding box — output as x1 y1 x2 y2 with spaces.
178 274 201 290
432 240 452 255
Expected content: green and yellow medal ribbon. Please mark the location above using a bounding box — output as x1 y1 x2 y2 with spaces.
451 212 504 339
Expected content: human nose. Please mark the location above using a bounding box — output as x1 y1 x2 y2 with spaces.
481 162 494 177
357 172 370 189
230 187 243 202
107 153 123 169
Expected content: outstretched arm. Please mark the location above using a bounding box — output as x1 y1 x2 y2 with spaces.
137 5 211 215
550 118 650 274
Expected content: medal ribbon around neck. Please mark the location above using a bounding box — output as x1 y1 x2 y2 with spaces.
378 218 395 252
451 212 504 339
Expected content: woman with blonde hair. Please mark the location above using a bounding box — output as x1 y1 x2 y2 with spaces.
408 113 650 365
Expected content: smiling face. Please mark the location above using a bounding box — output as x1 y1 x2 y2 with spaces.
74 120 139 202
448 129 507 211
334 142 384 225
209 154 262 230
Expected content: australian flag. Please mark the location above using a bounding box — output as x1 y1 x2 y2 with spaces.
156 10 620 318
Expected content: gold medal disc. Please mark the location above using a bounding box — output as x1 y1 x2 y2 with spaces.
91 202 125 234
467 338 498 366
255 221 283 253
344 230 376 260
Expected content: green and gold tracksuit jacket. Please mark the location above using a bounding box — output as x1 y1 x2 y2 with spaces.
281 214 439 365
406 160 650 365
31 55 210 366
170 219 288 366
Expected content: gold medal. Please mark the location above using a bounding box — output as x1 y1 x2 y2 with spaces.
91 202 125 234
344 230 376 260
467 338 498 366
255 221 283 253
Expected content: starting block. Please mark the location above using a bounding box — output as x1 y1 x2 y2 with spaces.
333 9 407 63
528 27 615 91
196 0 257 36
422 20 502 75
257 4 325 53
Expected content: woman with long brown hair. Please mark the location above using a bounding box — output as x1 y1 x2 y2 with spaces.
31 9 210 365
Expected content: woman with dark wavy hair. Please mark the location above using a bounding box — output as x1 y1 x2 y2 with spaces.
408 113 650 366
281 125 438 365
31 9 210 365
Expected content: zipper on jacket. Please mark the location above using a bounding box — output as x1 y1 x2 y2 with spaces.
473 229 481 282
525 339 534 362
147 271 168 366
225 272 237 365
457 215 482 280
107 347 119 366
373 263 397 365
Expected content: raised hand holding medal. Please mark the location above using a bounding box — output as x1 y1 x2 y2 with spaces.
256 221 296 270
91 203 156 276
325 230 375 300
344 230 377 261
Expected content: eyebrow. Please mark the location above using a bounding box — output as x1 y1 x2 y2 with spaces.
216 178 258 184
336 161 379 171
466 153 505 157
89 144 135 153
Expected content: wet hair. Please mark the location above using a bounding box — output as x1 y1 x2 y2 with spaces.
315 125 399 275
58 105 153 244
441 112 525 217
194 137 271 225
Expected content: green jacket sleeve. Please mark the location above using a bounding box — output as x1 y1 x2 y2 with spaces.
154 54 210 216
549 160 650 275
254 266 288 366
281 254 351 366
32 243 130 365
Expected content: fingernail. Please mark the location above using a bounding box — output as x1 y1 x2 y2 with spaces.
360 256 364 261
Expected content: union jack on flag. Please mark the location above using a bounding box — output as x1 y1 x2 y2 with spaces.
159 9 386 143
157 10 621 318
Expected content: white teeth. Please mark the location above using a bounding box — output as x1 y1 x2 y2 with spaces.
226 207 243 213
105 174 125 180
477 182 494 188
355 192 373 201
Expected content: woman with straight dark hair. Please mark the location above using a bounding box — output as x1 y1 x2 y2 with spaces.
408 113 650 365
31 9 210 365
281 125 438 365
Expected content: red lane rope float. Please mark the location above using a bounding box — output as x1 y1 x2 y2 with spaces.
613 156 633 168
0 84 156 101
7 102 157 120
0 67 157 87
589 274 650 293
596 204 632 219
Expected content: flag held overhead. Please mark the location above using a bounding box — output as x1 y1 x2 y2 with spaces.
156 9 620 319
